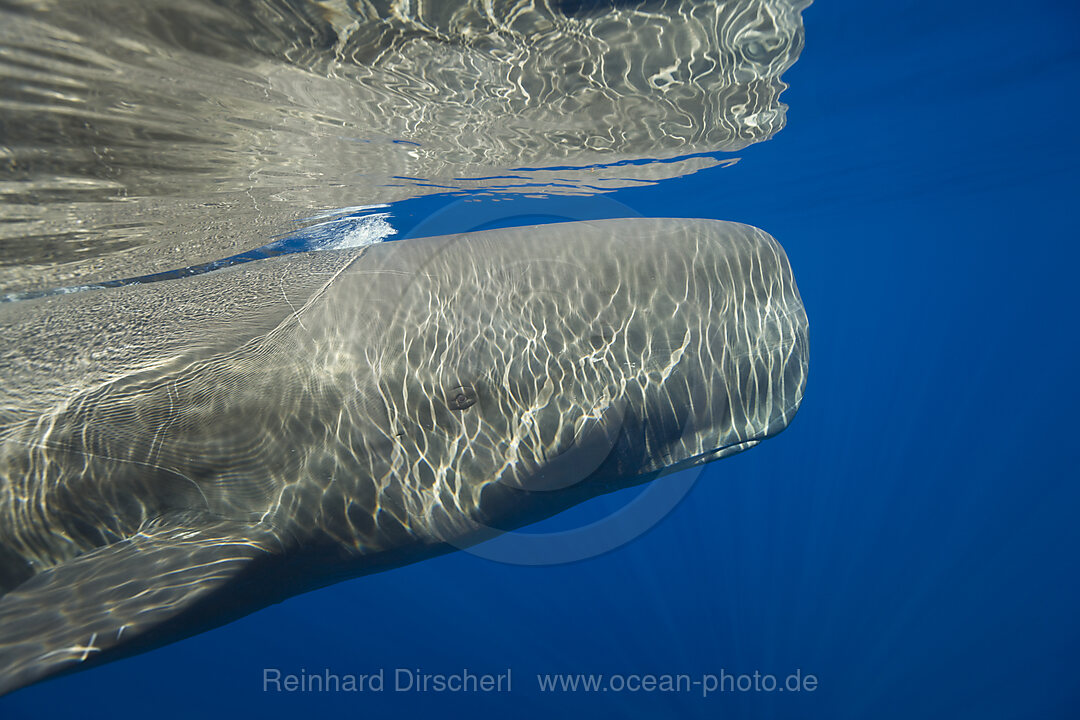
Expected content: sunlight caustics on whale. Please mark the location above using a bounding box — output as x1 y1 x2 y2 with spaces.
0 218 808 694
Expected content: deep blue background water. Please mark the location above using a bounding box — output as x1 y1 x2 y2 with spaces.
5 1 1079 717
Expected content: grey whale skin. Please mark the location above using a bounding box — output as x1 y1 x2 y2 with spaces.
0 218 808 693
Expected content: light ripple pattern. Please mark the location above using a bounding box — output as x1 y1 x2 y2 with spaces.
0 218 808 693
0 0 811 292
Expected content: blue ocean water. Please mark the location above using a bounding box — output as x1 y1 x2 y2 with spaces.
4 1 1079 718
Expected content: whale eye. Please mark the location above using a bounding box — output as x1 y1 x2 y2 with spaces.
447 384 478 411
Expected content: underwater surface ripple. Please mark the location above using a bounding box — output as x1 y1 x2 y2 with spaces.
0 0 809 293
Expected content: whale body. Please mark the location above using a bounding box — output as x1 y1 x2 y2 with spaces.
0 218 808 693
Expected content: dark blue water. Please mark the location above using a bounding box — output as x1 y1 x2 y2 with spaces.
6 1 1079 717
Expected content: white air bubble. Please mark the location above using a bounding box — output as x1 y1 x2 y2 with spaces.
325 212 396 250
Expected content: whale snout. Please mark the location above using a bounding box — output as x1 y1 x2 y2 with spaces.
686 225 810 463
763 303 809 438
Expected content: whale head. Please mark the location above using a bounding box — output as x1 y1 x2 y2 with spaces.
319 218 808 539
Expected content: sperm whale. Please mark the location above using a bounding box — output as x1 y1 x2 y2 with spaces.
0 218 808 694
